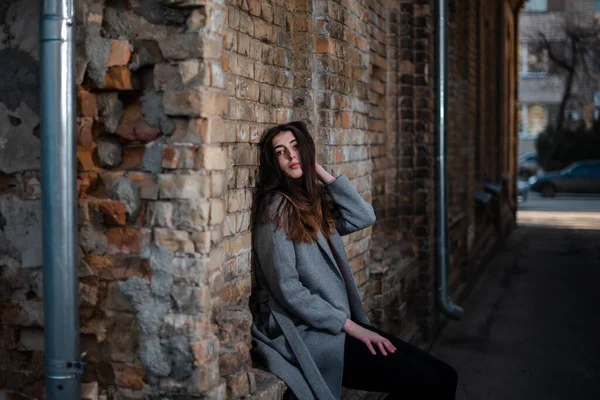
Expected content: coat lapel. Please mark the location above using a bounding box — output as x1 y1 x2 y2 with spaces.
316 231 343 280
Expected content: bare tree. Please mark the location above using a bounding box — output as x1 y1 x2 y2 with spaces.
539 21 600 131
524 6 600 132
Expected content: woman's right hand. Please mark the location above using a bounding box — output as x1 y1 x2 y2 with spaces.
342 319 396 356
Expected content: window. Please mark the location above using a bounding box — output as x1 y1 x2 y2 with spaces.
519 43 548 76
520 104 548 137
570 166 593 178
596 0 600 12
524 0 548 12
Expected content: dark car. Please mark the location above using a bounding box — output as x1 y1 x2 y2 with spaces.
529 160 600 197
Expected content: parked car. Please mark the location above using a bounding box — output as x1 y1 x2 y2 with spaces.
529 160 600 197
517 179 530 203
518 152 539 179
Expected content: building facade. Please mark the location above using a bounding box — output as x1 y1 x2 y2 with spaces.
0 0 523 398
518 0 600 155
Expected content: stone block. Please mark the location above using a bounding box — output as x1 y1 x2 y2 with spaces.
95 136 122 169
108 177 142 223
97 93 124 134
147 201 175 228
127 172 159 200
191 231 211 254
19 328 44 352
188 361 221 394
172 199 210 230
163 90 203 117
114 364 147 390
172 257 206 286
226 371 250 398
159 33 204 60
158 174 211 199
221 274 252 302
211 171 228 197
162 145 197 169
195 146 228 170
80 281 100 307
161 313 209 339
105 281 135 312
82 381 99 400
154 228 195 254
209 199 226 226
171 285 208 314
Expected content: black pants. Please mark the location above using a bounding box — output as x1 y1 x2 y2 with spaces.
342 323 458 399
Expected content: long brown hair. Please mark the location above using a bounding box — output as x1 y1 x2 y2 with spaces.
253 121 335 243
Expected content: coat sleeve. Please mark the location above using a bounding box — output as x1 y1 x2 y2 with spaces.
325 174 376 236
254 220 349 334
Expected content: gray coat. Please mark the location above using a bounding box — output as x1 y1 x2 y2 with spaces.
251 175 376 400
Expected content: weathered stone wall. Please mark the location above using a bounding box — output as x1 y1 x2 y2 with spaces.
0 0 521 398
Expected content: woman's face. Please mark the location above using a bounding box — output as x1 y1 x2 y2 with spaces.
272 130 303 179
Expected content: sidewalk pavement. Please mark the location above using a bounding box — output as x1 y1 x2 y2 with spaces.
431 220 600 400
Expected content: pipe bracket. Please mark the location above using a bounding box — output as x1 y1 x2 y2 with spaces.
45 359 85 376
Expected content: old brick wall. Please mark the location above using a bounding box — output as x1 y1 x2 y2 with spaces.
0 0 520 399
1 0 231 398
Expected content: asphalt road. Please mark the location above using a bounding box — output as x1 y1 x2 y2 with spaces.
431 194 600 400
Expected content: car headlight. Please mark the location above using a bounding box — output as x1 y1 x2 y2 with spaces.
528 176 537 185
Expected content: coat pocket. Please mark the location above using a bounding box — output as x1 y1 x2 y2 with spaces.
267 312 283 338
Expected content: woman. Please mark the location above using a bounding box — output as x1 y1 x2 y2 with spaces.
251 121 458 400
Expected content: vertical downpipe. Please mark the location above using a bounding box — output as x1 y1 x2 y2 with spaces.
435 0 464 320
40 0 81 398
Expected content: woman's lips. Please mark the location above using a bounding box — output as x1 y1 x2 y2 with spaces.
290 163 300 169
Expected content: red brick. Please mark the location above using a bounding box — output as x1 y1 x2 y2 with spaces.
115 103 161 143
104 66 136 90
119 146 146 170
77 117 95 148
107 40 132 67
316 37 335 54
77 172 101 198
105 228 151 254
84 255 150 280
87 199 128 226
77 89 98 118
77 147 98 171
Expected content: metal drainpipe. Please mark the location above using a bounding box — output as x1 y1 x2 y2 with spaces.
40 0 82 398
434 0 464 320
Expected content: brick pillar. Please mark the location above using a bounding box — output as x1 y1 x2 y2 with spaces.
413 0 438 341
